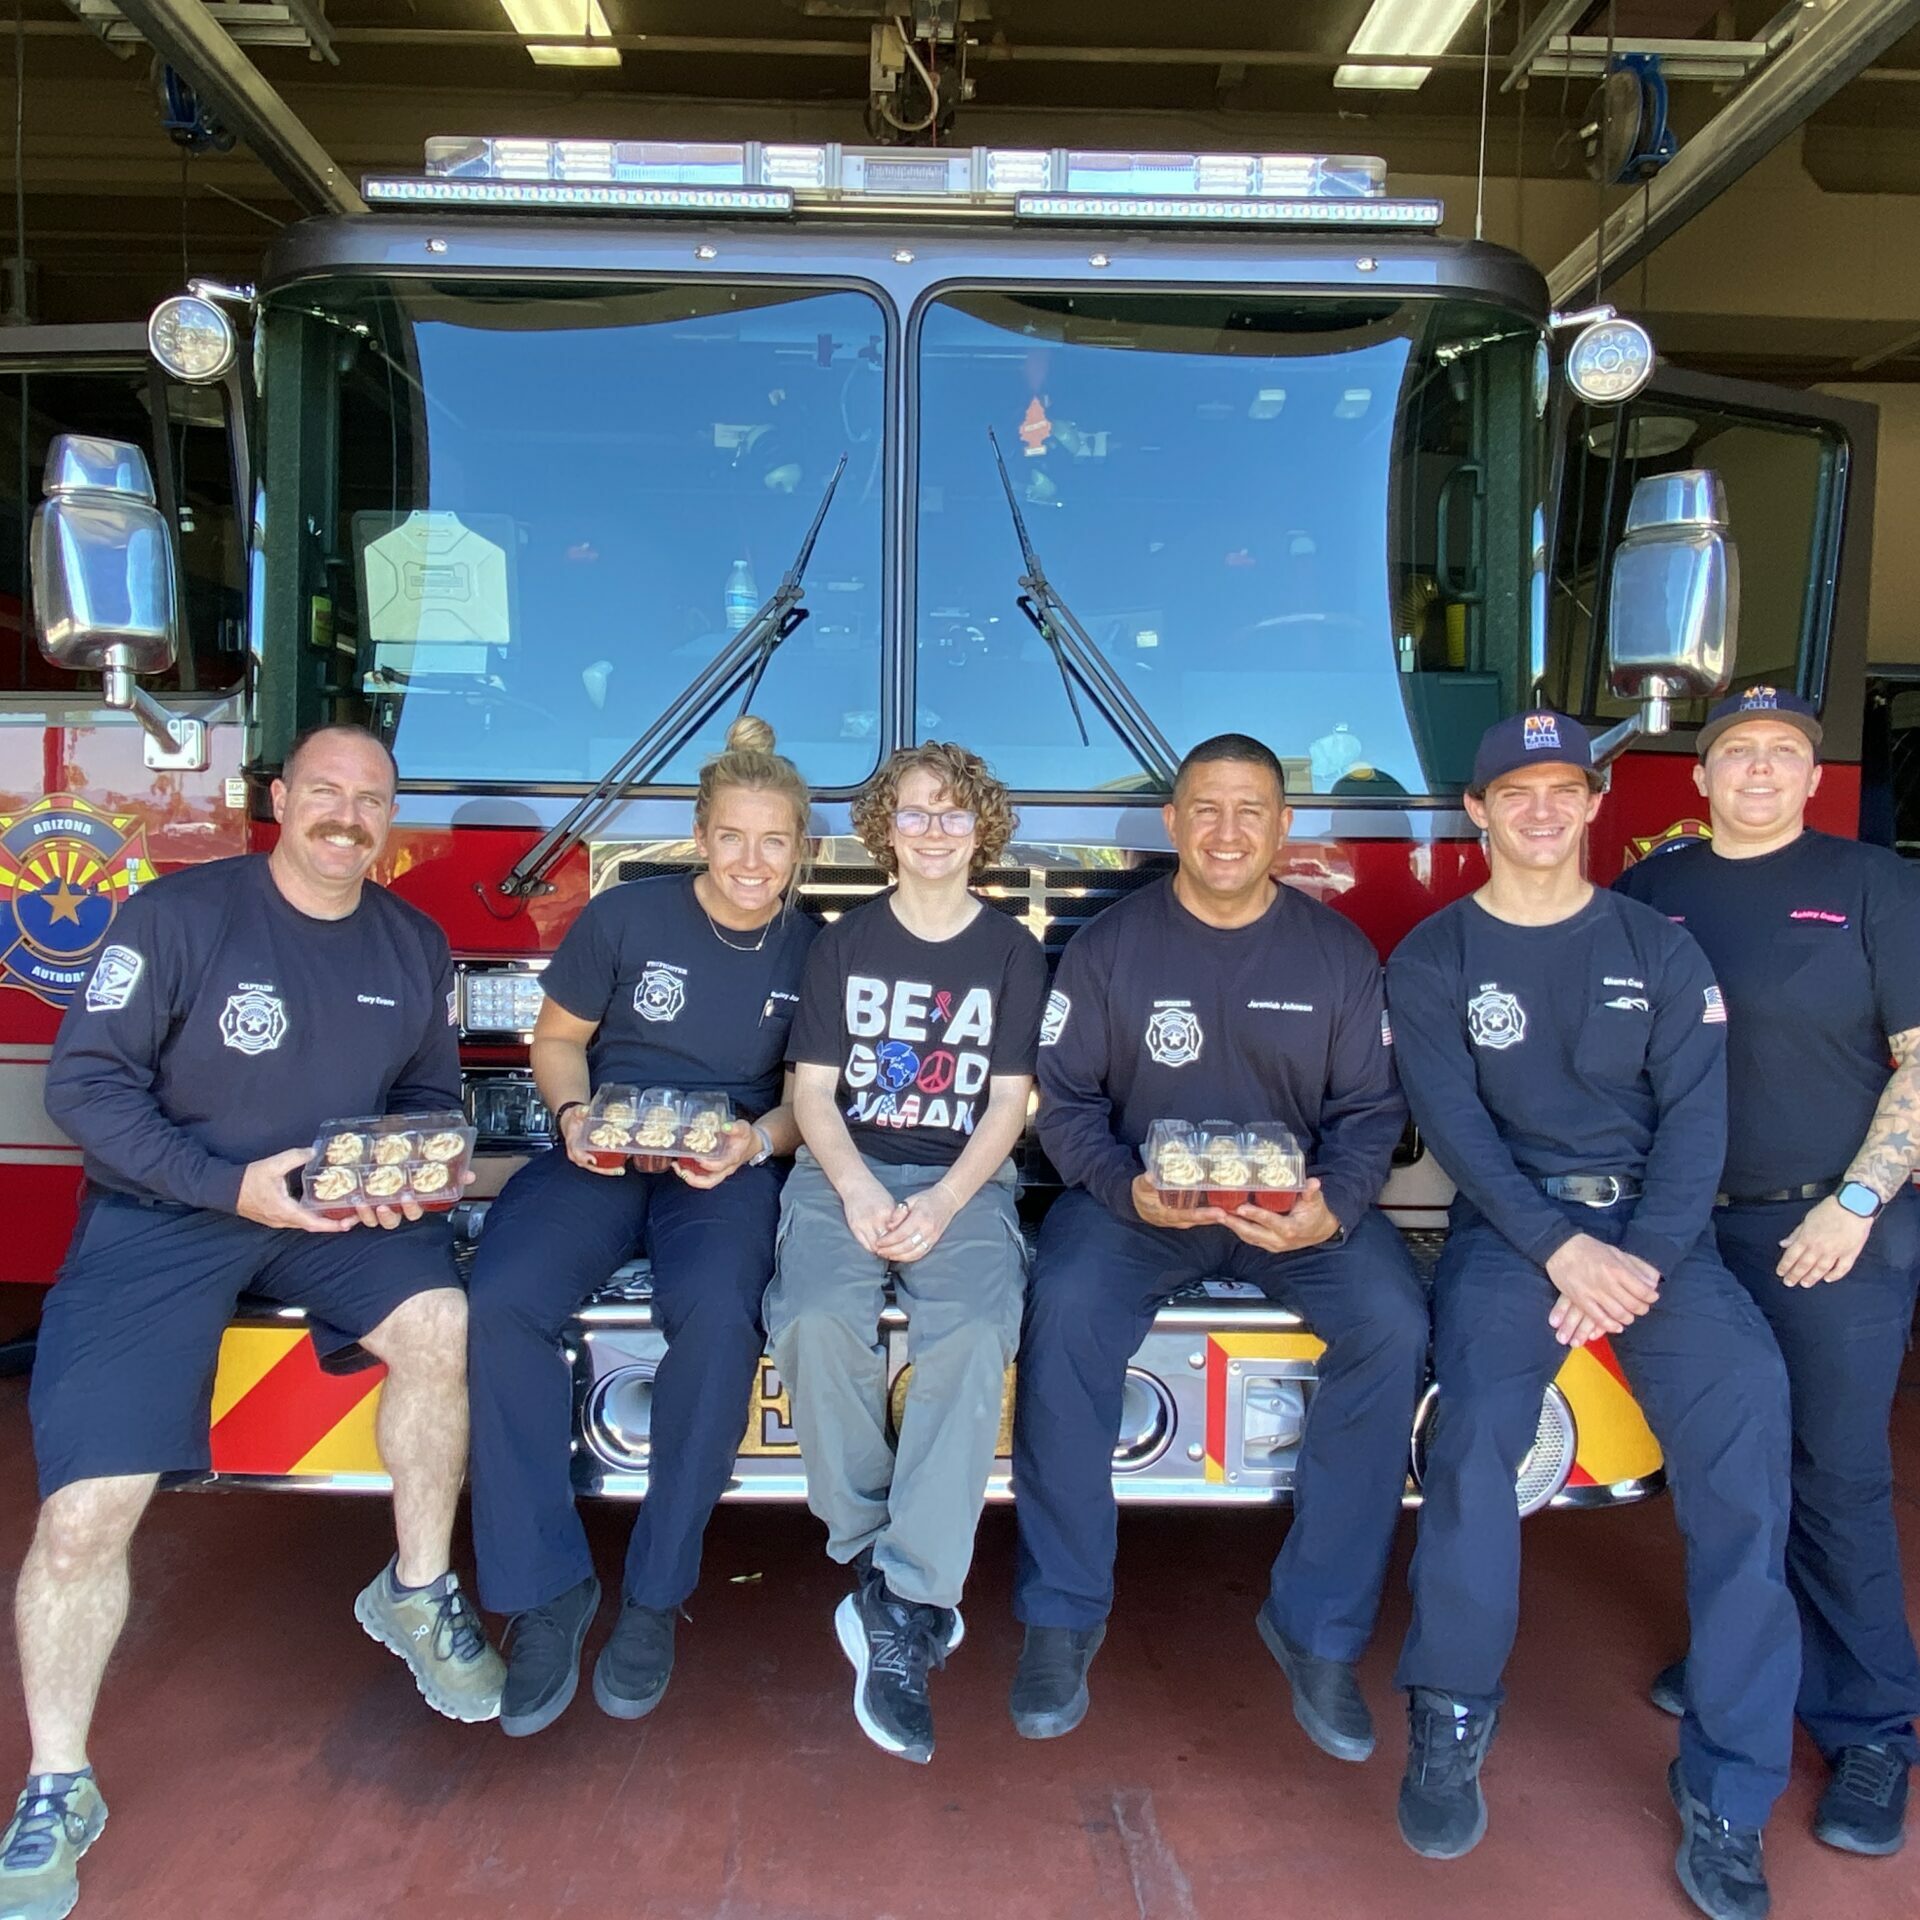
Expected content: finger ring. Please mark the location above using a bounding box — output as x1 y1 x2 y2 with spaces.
912 1231 925 1246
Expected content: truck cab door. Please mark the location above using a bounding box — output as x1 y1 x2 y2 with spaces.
1544 365 1877 866
0 325 250 1284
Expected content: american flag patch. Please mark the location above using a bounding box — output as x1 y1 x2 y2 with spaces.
1380 1008 1394 1047
1702 985 1726 1025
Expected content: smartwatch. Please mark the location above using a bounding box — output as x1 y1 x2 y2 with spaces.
1836 1180 1884 1221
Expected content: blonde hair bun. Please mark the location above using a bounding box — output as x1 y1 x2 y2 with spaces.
725 714 777 755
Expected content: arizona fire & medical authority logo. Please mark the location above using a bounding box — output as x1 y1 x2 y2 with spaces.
0 794 156 1009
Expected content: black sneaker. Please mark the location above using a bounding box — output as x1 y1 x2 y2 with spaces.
1397 1690 1497 1859
593 1598 678 1721
833 1579 950 1765
1814 1745 1908 1857
500 1574 601 1738
852 1551 966 1655
1668 1759 1770 1920
1255 1602 1374 1763
1651 1658 1686 1718
1009 1624 1107 1741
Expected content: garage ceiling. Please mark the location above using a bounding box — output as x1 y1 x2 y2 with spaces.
5 0 1920 374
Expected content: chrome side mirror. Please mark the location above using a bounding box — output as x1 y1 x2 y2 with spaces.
1594 470 1737 763
30 434 206 769
31 436 179 674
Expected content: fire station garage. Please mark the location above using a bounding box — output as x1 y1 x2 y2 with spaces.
1 5 1919 1918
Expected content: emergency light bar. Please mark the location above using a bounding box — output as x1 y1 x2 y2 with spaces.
361 138 1430 225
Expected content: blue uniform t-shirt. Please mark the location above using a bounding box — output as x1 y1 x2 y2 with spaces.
46 854 458 1214
1387 889 1727 1275
1614 829 1920 1194
539 872 817 1117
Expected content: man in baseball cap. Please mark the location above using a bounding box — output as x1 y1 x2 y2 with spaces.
1618 684 1920 1858
1467 708 1604 796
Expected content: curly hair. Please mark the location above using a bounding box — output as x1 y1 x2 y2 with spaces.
851 741 1017 878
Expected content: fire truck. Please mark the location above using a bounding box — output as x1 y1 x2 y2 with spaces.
1 138 1880 1515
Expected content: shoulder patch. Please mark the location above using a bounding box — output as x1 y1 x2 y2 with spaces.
1039 990 1070 1048
85 944 143 1013
1702 984 1726 1025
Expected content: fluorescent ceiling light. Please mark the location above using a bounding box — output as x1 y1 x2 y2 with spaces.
498 0 620 67
1335 0 1479 91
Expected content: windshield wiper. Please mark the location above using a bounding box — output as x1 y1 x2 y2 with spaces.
986 429 1181 794
491 453 848 907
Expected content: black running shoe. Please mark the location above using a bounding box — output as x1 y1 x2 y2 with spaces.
593 1598 678 1721
1255 1602 1374 1763
1814 1745 1908 1857
1397 1690 1497 1860
1009 1624 1107 1741
1668 1759 1770 1920
500 1575 601 1738
1650 1658 1686 1718
834 1579 950 1765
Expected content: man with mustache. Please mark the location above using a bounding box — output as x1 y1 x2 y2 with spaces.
1 724 503 1920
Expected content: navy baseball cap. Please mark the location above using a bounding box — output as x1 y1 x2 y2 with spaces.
1696 684 1822 756
1468 710 1601 795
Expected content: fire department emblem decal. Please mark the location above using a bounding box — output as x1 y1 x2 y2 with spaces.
1039 990 1070 1049
634 963 685 1024
1145 1002 1203 1068
0 793 157 1009
220 989 288 1056
1467 986 1527 1051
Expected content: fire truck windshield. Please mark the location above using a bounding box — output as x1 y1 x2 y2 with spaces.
916 291 1546 796
270 277 888 789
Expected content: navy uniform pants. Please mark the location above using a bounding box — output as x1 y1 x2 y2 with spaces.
466 1147 781 1616
1714 1193 1920 1765
1012 1189 1428 1660
1396 1201 1798 1829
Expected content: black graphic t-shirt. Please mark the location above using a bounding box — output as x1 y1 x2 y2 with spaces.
1615 829 1920 1193
47 854 457 1213
540 873 818 1118
787 892 1050 1167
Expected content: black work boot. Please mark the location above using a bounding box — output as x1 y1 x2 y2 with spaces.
1668 1760 1770 1920
1814 1745 1908 1857
1009 1624 1107 1741
1650 1658 1686 1717
593 1597 678 1721
1255 1601 1374 1763
1397 1689 1497 1859
834 1579 950 1765
499 1574 601 1738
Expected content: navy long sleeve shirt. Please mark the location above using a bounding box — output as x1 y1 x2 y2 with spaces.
1035 874 1405 1230
46 854 459 1213
1386 889 1727 1275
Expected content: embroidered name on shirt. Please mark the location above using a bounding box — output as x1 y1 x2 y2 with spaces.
1788 909 1849 926
356 993 397 1008
1247 999 1315 1013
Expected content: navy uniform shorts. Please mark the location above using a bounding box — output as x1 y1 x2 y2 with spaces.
29 1189 462 1500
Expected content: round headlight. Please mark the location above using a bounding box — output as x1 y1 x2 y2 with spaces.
1566 316 1655 406
1411 1381 1578 1518
582 1362 656 1473
148 293 237 384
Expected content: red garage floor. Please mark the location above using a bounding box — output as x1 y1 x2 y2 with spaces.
0 1313 1916 1919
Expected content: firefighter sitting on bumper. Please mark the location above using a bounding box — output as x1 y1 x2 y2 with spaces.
1616 685 1920 1859
1387 711 1795 1920
2 724 504 1920
465 716 817 1738
1010 732 1426 1761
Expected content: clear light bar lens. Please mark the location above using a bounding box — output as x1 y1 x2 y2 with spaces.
983 149 1051 193
461 967 549 1034
1016 194 1442 227
762 144 829 189
367 177 793 214
1062 149 1387 200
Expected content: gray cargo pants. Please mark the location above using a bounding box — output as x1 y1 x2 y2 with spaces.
765 1148 1025 1610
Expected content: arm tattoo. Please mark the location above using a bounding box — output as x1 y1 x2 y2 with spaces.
1846 1027 1920 1202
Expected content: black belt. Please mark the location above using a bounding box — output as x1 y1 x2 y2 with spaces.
1714 1179 1837 1208
1541 1174 1641 1208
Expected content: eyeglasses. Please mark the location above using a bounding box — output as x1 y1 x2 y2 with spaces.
893 807 977 837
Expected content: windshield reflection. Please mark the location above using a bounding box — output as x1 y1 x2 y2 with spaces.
915 292 1538 795
314 281 887 787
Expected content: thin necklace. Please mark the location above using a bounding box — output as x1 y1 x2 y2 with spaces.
703 901 775 953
